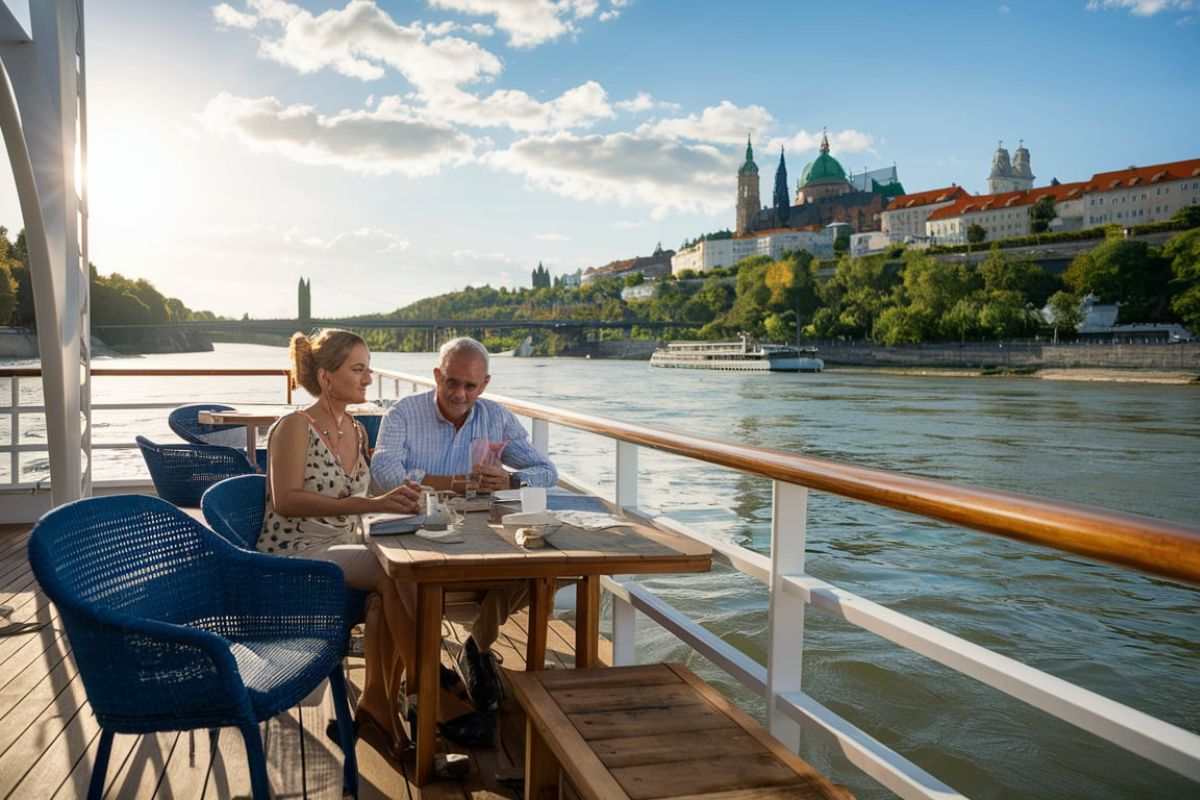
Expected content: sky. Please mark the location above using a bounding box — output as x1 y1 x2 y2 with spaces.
1 0 1198 319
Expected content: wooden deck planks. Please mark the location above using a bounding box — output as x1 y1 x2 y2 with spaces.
1 523 623 800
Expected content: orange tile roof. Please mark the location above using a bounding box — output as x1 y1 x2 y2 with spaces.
884 185 970 211
1085 157 1200 192
925 181 1089 222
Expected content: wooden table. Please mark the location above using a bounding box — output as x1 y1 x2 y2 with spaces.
511 663 851 800
199 404 384 454
367 504 712 786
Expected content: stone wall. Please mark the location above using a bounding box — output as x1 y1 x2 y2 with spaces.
817 340 1200 371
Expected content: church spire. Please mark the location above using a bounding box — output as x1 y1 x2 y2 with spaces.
820 128 830 153
773 147 790 225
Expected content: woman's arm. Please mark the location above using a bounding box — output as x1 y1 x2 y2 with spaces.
269 414 420 516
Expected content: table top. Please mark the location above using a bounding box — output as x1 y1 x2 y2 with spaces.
510 663 850 800
368 501 711 583
198 404 385 426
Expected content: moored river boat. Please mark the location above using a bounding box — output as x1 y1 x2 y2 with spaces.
650 333 824 372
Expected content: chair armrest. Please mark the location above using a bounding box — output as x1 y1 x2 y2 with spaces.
56 598 253 726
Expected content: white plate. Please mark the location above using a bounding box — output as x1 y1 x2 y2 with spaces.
501 510 557 527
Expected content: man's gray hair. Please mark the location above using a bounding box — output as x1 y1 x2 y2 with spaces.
437 336 490 372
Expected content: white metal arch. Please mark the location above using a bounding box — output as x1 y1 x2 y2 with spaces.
0 0 89 506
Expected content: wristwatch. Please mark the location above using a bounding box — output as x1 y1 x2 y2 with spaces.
508 473 523 490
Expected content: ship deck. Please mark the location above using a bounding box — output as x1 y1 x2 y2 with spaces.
0 522 608 799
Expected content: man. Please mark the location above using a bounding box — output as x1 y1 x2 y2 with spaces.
372 337 558 711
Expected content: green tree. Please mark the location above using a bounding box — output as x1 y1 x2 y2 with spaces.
1170 204 1200 229
967 223 987 245
1046 291 1085 340
0 260 15 325
624 272 644 287
978 290 1039 339
1064 238 1171 321
874 306 929 345
1164 227 1200 333
977 250 1054 305
1030 196 1057 234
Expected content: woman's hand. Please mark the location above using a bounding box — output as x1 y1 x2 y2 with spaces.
371 481 422 514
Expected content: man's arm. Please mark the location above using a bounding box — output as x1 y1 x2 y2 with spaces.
499 412 558 488
369 404 410 491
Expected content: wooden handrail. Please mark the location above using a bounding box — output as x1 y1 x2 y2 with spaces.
375 368 1200 586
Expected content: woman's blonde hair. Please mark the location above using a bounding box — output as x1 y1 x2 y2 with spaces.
289 328 367 396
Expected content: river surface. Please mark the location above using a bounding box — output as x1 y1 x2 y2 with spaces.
4 343 1198 799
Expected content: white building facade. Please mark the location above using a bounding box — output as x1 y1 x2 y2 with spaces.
1082 159 1200 227
672 229 835 274
881 186 970 240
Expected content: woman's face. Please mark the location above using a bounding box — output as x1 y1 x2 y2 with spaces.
321 342 372 403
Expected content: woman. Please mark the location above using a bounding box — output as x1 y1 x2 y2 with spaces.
262 328 418 757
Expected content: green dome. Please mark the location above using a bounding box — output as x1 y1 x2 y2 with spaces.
799 133 846 186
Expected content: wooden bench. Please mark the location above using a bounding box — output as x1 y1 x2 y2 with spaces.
509 663 852 800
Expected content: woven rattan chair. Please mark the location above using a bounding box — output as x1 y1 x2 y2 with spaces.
201 473 369 633
168 403 266 468
136 435 257 507
27 494 359 800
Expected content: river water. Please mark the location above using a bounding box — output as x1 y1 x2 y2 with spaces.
5 343 1199 799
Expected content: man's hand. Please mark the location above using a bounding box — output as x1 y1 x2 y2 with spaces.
474 463 509 494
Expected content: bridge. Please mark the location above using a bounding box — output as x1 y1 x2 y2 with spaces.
90 317 692 335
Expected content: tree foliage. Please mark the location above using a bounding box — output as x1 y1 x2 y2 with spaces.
1063 238 1171 321
1030 196 1057 234
967 223 987 244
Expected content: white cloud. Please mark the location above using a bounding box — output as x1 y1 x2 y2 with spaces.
1085 0 1197 15
199 92 477 175
416 80 614 132
450 248 523 264
291 227 410 254
765 128 879 159
638 101 774 145
534 233 572 241
487 131 732 217
616 92 680 114
429 0 601 47
217 0 502 87
601 0 634 21
213 3 259 28
612 220 645 229
998 4 1011 12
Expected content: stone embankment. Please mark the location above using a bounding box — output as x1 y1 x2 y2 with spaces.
0 328 212 358
819 340 1199 375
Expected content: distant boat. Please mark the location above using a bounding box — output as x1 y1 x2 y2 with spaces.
650 333 823 372
495 335 535 357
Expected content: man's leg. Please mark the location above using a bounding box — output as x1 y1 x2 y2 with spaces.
460 584 529 710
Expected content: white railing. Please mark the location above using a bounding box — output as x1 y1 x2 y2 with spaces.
5 365 1199 798
367 367 1200 800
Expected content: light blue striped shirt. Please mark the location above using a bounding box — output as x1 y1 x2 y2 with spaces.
371 390 557 491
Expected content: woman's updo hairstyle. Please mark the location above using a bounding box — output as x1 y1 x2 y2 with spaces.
289 328 367 396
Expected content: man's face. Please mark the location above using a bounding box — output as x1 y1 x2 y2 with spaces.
434 352 490 423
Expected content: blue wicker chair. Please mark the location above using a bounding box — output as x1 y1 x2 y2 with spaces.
353 413 382 450
168 403 266 468
136 436 257 507
27 494 359 800
201 474 369 633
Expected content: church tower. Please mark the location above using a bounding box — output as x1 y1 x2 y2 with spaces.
988 140 1034 193
773 147 790 226
736 136 760 234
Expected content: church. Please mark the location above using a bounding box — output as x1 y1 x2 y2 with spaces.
736 133 904 235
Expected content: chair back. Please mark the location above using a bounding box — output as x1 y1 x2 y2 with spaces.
137 435 257 507
168 403 245 448
202 474 267 549
28 495 242 727
354 413 382 449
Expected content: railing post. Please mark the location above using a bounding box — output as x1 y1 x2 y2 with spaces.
8 376 18 485
611 593 636 666
531 418 549 457
615 440 637 508
768 480 808 751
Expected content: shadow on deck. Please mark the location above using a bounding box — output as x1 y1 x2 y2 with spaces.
0 523 611 799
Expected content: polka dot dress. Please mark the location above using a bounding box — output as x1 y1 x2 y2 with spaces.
258 416 369 555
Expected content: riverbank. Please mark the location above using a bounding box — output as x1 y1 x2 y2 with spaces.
827 365 1199 384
